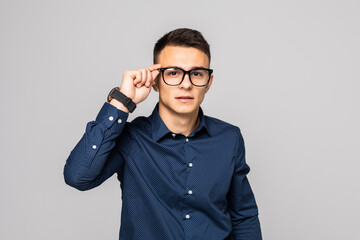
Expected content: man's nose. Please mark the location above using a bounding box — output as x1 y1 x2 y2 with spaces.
179 73 192 89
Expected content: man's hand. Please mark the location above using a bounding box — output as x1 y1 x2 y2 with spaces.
110 64 161 112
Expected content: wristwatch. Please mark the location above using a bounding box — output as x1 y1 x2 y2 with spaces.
107 87 137 113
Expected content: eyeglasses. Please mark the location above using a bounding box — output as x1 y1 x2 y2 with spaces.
158 67 213 87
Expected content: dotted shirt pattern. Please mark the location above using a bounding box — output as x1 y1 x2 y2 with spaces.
64 102 262 240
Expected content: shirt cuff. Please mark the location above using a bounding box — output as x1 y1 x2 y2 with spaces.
95 102 129 130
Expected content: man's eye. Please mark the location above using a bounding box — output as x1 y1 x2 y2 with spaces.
165 70 181 76
191 71 203 77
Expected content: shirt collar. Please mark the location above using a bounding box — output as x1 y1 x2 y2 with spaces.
149 103 211 142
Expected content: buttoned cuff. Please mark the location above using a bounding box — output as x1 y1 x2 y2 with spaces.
95 102 129 130
83 103 129 159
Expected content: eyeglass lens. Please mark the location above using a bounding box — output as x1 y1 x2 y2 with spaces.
163 68 210 86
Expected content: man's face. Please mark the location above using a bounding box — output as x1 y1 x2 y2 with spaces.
154 45 213 116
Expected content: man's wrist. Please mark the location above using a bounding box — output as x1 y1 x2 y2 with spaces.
109 98 129 113
107 87 136 113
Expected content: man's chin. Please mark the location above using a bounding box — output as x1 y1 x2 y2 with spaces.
173 104 199 116
159 100 200 117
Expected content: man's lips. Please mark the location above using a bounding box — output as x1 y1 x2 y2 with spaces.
175 96 194 102
175 96 194 99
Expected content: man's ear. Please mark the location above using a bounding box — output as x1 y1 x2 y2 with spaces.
205 73 213 93
152 76 160 92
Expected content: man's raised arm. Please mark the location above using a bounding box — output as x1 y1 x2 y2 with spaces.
63 64 161 191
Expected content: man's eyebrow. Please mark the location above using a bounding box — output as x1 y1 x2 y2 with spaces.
163 65 179 69
190 66 207 69
165 65 207 70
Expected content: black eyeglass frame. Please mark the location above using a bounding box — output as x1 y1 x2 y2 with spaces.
158 67 213 87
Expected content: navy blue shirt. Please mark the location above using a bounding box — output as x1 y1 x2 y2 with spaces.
64 102 262 240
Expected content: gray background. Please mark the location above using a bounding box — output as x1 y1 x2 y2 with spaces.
1 0 359 239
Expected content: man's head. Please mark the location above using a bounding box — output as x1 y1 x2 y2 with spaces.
153 28 211 66
152 28 213 117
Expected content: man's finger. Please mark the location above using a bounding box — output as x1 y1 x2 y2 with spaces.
147 64 161 72
145 68 153 87
140 69 147 85
134 71 142 86
151 69 160 80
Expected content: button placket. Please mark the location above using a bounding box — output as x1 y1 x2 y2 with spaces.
183 134 195 239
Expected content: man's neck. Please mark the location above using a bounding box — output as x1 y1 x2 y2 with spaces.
158 105 200 137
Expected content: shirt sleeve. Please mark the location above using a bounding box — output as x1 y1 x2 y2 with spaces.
63 102 130 191
227 128 262 240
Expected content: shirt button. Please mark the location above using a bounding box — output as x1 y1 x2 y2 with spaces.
188 190 193 195
172 133 176 138
185 214 190 219
185 138 189 142
109 116 114 121
92 145 97 149
118 119 122 124
189 163 193 167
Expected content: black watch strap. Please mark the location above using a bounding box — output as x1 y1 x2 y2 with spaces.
108 87 136 113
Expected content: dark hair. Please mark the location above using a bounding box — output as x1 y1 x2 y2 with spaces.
153 28 211 64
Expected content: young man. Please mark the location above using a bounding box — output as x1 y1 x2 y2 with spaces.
64 28 262 240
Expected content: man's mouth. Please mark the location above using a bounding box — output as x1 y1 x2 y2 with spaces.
175 96 194 102
176 96 194 99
